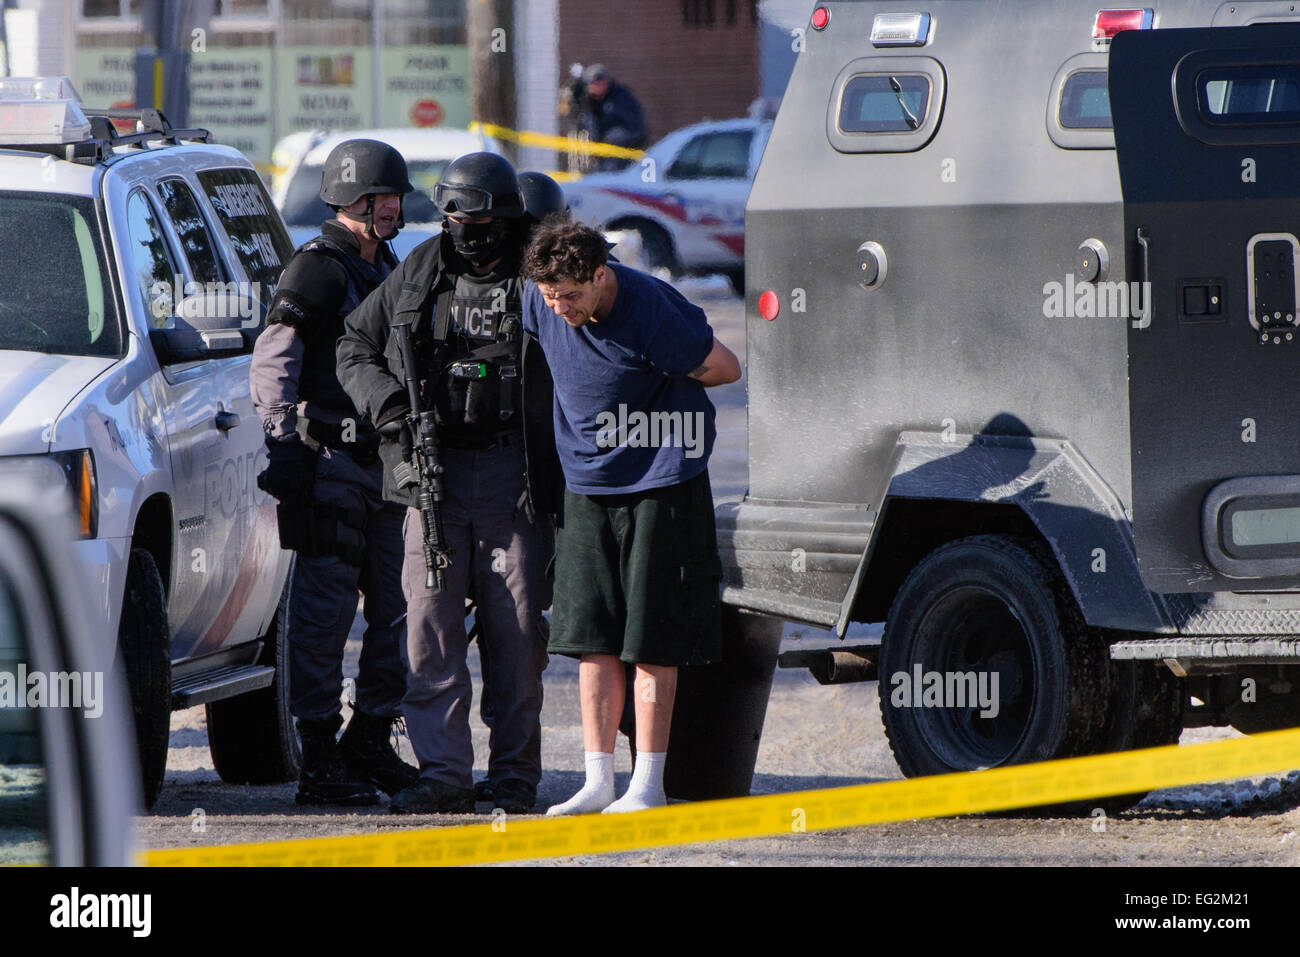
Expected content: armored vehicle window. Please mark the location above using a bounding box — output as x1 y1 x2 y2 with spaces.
196 168 294 324
157 178 228 286
1199 67 1300 124
837 74 930 133
124 190 181 330
667 131 754 180
0 192 118 358
1059 70 1112 129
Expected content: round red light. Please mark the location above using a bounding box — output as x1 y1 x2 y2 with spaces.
811 7 829 30
758 290 780 321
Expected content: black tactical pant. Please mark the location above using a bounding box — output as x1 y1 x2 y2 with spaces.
401 441 552 790
285 447 407 721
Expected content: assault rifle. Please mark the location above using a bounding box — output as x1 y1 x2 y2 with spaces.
391 320 450 589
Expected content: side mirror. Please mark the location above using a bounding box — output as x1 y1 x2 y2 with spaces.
149 287 260 364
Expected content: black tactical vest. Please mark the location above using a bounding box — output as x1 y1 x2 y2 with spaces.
433 269 525 441
294 231 394 414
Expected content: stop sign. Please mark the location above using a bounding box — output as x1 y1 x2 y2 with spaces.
410 99 444 127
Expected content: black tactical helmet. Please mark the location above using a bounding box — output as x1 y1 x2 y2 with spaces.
434 152 524 219
518 171 569 222
319 139 413 207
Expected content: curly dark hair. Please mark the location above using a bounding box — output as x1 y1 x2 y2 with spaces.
522 219 609 285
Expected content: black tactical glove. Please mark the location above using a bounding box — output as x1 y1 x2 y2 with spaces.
376 404 413 461
257 437 318 501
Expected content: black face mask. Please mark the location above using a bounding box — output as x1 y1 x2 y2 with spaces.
446 217 509 266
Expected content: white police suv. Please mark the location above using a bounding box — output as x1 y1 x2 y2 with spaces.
0 77 297 808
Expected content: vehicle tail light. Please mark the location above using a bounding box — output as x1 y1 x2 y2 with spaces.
1093 9 1153 40
811 7 830 30
759 290 780 321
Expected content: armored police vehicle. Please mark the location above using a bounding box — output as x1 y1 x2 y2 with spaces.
687 3 1300 798
0 78 297 807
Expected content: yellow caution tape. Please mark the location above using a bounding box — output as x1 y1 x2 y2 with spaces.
470 121 646 161
143 726 1300 867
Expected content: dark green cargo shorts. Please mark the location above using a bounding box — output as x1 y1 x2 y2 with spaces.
548 469 723 666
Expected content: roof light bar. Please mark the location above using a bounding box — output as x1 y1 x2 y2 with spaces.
0 76 91 146
871 12 931 47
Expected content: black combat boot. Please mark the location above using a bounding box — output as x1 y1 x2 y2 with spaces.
296 714 380 806
338 710 420 796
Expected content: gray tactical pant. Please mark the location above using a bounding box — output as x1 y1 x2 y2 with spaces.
286 446 407 721
401 441 552 789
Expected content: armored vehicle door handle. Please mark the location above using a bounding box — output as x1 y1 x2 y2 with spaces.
1133 227 1151 329
215 411 240 432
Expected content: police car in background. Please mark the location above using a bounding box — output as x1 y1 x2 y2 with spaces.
564 116 771 295
0 77 297 809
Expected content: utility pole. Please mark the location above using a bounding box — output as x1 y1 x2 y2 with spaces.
135 0 213 126
467 0 517 164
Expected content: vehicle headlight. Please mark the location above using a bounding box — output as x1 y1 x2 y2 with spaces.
50 449 98 539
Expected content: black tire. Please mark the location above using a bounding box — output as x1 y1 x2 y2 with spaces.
1226 669 1300 734
611 219 675 274
1086 656 1184 812
118 548 170 810
878 535 1110 779
206 577 301 784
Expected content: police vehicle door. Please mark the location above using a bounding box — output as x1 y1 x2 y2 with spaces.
1110 22 1300 593
119 186 238 659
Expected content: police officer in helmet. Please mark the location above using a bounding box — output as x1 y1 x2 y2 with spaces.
251 138 420 806
337 152 560 814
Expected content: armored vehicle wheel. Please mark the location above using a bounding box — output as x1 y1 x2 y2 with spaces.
878 535 1109 779
118 548 170 810
207 579 301 784
1084 657 1184 812
1226 669 1300 734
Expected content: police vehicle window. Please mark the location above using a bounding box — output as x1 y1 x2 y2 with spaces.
1059 70 1112 129
282 159 447 226
196 168 294 321
124 190 181 330
0 572 50 866
838 74 930 133
0 192 118 358
157 178 227 285
1198 67 1300 124
667 132 753 179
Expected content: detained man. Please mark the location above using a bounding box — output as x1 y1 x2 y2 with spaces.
520 221 740 814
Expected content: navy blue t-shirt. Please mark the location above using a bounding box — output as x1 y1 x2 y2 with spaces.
522 263 716 494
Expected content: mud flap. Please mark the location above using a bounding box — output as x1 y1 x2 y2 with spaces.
664 607 783 801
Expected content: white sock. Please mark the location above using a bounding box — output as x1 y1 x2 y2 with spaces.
546 752 615 816
603 751 667 813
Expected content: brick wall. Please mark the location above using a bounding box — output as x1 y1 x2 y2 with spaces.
557 0 760 144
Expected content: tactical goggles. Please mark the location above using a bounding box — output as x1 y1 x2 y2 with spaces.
435 182 498 215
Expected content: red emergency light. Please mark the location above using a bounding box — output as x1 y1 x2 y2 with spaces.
811 7 830 30
759 290 780 321
1093 9 1153 40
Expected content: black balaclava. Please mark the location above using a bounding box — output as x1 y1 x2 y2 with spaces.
445 216 511 267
